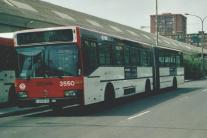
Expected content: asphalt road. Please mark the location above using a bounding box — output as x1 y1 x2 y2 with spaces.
1 80 207 138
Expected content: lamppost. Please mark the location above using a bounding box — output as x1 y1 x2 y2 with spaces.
156 0 158 48
185 13 207 72
153 0 158 92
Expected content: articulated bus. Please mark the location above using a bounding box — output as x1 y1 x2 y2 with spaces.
14 26 184 108
0 37 16 104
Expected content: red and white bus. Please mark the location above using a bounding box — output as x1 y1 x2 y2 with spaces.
0 36 16 104
14 26 184 109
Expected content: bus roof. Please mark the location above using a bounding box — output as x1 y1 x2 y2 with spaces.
15 26 202 54
5 0 202 54
0 33 14 39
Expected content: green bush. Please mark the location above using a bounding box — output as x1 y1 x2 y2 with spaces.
184 54 203 79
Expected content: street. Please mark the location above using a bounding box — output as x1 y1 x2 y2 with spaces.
1 79 207 138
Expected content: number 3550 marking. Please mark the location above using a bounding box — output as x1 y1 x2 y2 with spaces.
59 81 75 87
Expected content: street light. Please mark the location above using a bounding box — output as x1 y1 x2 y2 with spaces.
185 13 207 72
153 0 158 92
156 0 158 48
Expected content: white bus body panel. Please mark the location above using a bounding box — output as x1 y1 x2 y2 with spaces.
83 67 153 105
0 33 14 39
177 67 184 85
0 70 15 103
159 67 173 89
137 67 153 92
159 67 184 89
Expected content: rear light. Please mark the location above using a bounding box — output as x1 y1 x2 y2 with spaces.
18 92 28 98
64 90 77 97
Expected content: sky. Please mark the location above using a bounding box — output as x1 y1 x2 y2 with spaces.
42 0 207 34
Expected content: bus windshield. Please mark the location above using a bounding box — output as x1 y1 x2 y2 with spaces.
16 44 79 78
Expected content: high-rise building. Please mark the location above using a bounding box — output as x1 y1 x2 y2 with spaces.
150 13 187 36
150 13 207 49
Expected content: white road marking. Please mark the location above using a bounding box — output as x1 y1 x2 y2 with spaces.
16 109 52 117
178 96 189 101
1 105 80 118
128 111 150 120
202 89 207 92
63 104 80 109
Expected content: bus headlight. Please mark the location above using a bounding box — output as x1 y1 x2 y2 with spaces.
64 90 77 97
19 83 26 91
18 92 28 98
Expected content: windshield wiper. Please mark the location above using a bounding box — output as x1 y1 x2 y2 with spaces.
26 76 31 80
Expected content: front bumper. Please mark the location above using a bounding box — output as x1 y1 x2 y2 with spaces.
17 96 81 107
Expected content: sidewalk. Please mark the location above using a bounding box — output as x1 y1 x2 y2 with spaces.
0 106 24 115
0 105 49 117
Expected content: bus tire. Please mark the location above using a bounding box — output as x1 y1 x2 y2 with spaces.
104 83 115 106
8 85 17 105
17 101 27 107
173 77 177 89
51 105 63 112
145 79 151 93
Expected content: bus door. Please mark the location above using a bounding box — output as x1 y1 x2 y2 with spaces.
82 38 103 104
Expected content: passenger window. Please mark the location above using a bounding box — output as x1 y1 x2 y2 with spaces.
83 40 98 75
113 45 123 65
124 47 130 65
98 44 111 65
130 47 137 66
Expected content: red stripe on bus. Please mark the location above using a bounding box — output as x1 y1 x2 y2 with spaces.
15 76 84 98
0 37 14 46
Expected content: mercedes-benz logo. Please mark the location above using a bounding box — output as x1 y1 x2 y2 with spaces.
43 89 48 97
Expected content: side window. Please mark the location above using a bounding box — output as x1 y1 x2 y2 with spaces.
140 49 147 66
98 44 111 65
140 49 152 67
171 55 176 66
130 47 137 66
159 52 165 67
124 47 130 65
146 50 152 66
165 55 170 66
164 53 177 67
136 48 140 66
176 55 181 67
180 54 183 66
113 45 124 65
83 40 98 75
159 51 179 67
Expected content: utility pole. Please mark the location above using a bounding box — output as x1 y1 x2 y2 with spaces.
153 0 158 92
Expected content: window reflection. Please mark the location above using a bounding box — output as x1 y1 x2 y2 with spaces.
16 44 78 78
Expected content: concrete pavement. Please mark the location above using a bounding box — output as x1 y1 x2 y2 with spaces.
0 80 207 138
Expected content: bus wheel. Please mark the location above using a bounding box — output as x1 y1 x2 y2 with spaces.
104 83 115 107
50 103 63 112
17 102 26 108
8 85 17 105
51 106 63 112
145 79 151 94
173 78 177 89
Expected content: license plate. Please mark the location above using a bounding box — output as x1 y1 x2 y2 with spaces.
35 99 50 104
